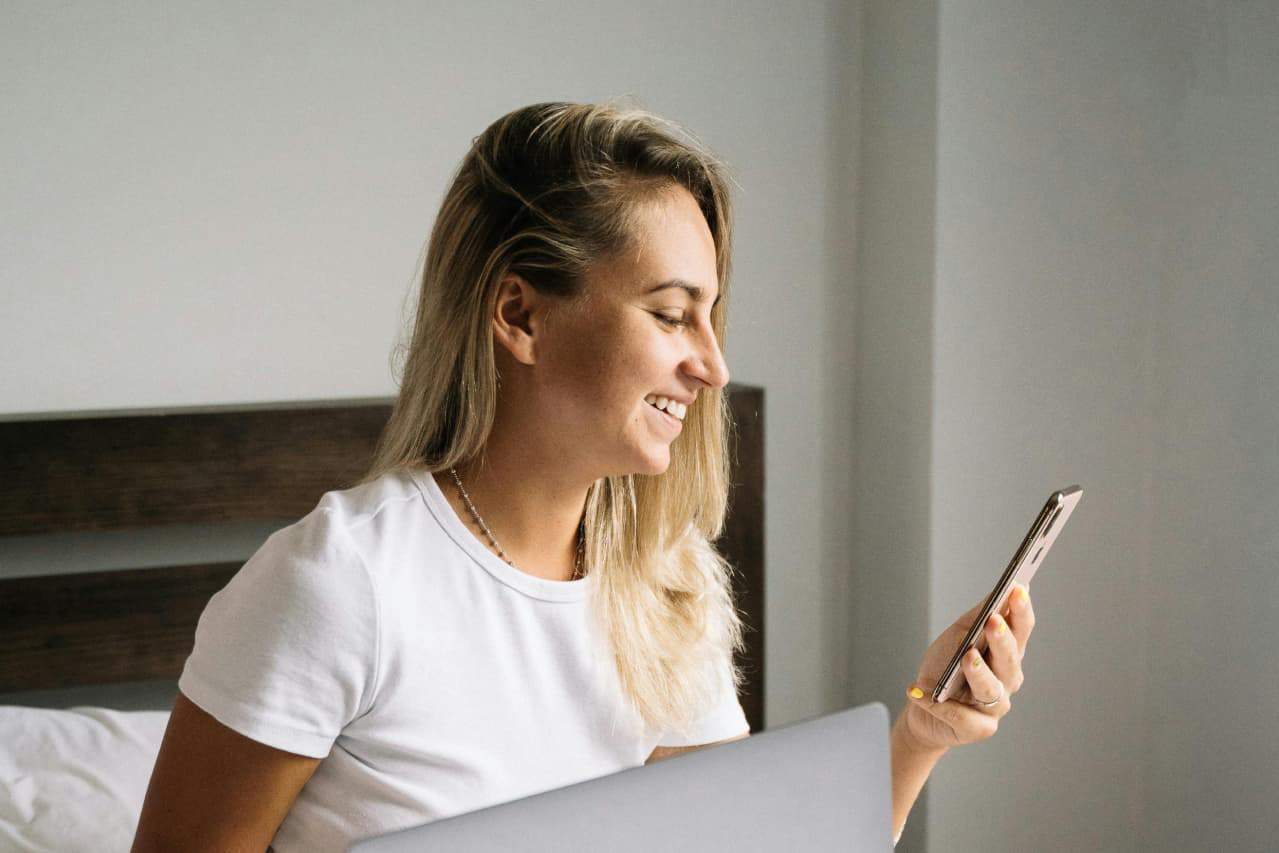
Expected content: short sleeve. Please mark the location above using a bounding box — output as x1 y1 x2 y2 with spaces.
656 652 750 748
177 507 380 758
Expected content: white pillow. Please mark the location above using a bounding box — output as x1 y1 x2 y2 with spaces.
0 706 169 853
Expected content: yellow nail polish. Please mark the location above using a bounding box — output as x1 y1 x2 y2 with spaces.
908 686 924 700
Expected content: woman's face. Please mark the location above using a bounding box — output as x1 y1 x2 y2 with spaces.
531 185 730 478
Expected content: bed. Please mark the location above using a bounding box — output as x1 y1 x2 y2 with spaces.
0 387 765 851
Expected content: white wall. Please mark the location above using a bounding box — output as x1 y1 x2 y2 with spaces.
1 1 861 733
917 2 1277 851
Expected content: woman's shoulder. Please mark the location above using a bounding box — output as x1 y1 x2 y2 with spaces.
268 467 426 568
239 466 447 604
309 466 426 538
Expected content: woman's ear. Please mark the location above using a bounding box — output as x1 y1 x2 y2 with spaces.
491 273 543 366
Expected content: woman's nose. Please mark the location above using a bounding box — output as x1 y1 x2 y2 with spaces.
686 326 730 389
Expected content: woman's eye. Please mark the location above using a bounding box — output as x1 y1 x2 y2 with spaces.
654 313 687 328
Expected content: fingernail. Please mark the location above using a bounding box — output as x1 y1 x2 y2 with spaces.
969 650 982 668
1014 584 1028 605
908 686 924 700
989 614 1007 635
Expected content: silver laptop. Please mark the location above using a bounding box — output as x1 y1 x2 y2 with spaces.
349 701 894 852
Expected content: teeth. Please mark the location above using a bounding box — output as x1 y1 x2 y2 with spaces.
644 394 687 420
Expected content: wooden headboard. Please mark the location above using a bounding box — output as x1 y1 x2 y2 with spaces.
0 385 766 732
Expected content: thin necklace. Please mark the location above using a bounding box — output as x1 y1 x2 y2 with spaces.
448 466 585 581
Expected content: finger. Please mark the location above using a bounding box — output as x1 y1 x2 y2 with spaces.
984 611 1025 694
906 688 999 743
1007 582 1036 659
960 647 1010 712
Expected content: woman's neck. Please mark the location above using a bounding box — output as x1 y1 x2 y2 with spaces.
435 427 590 582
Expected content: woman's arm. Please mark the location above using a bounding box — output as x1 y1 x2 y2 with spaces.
889 712 947 841
890 583 1038 842
644 730 750 764
132 691 322 853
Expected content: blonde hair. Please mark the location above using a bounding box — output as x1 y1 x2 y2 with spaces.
360 98 746 737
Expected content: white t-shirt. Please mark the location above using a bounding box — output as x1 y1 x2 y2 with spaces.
178 466 749 852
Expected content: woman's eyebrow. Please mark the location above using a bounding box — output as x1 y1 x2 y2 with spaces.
644 278 722 308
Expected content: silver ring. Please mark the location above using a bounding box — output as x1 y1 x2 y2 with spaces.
970 686 1002 708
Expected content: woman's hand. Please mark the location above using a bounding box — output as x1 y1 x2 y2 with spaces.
899 583 1036 752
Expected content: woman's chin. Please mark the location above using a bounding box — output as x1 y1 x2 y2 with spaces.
631 444 673 476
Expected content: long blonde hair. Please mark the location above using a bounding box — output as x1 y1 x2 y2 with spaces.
360 98 746 738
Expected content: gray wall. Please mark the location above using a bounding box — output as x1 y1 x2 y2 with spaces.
0 2 853 733
842 1 938 849
865 1 1277 851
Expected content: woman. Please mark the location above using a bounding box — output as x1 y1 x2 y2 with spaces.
133 99 1035 852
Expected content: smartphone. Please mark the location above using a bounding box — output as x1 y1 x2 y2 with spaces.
931 485 1083 704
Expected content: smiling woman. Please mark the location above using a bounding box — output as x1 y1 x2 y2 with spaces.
132 99 752 853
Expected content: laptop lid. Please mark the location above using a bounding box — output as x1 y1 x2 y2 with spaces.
349 701 894 853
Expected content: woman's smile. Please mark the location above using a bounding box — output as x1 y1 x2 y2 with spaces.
644 398 683 434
